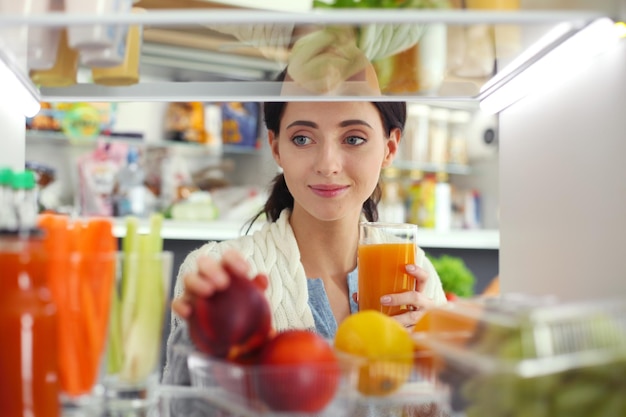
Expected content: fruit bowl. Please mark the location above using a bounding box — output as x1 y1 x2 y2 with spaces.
180 345 360 417
416 295 626 417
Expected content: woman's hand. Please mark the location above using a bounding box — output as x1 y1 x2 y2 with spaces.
171 249 252 320
382 264 435 329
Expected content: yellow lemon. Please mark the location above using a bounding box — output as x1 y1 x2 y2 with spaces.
334 310 414 396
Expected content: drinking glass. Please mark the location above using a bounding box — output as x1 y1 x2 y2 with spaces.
100 250 174 412
358 222 420 316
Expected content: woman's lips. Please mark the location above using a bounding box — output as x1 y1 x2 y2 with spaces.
310 184 349 198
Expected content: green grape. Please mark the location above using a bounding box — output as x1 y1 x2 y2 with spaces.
465 403 505 417
589 394 624 417
516 374 560 400
462 373 520 416
552 380 608 415
516 401 550 417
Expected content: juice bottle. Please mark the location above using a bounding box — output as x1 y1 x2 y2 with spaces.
0 233 60 417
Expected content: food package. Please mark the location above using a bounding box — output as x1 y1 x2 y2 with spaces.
77 141 128 216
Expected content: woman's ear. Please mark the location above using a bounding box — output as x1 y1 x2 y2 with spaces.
382 128 401 168
268 130 282 167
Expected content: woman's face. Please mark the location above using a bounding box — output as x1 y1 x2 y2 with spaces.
269 101 400 222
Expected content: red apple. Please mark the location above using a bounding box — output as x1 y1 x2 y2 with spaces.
255 330 341 412
188 271 273 360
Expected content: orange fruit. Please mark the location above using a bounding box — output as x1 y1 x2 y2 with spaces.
411 302 483 377
334 310 413 396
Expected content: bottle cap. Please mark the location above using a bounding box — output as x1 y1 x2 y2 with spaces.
0 168 13 185
11 171 37 190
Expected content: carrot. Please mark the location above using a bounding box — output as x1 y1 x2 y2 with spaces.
82 217 117 385
69 220 93 393
38 214 84 395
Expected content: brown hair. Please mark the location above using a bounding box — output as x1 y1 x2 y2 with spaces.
245 100 406 232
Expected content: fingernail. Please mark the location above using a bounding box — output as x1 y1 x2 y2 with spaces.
406 264 416 272
380 295 392 304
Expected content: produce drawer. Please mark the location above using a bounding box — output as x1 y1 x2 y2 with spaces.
416 295 626 417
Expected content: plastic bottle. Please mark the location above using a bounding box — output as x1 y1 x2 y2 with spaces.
406 170 423 225
0 168 18 231
419 173 437 228
115 147 146 217
12 170 39 232
435 172 452 232
378 167 406 223
0 169 61 417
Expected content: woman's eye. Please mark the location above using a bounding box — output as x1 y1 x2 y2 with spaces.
292 135 311 146
345 136 366 146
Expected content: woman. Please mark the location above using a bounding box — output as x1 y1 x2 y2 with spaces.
162 99 447 388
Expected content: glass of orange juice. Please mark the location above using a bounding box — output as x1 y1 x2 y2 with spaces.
358 222 419 316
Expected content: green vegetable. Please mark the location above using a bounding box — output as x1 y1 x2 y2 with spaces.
427 254 476 297
107 213 167 383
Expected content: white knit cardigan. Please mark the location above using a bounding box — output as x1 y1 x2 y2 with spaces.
171 209 315 333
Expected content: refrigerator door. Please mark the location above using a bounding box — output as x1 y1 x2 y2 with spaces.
499 37 626 300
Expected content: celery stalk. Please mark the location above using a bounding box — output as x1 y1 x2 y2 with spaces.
106 289 123 374
120 219 166 383
148 213 164 253
120 216 140 339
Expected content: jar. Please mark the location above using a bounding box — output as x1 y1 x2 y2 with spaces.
448 110 471 165
429 108 450 165
0 233 60 417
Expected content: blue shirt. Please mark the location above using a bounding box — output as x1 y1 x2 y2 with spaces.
307 267 359 339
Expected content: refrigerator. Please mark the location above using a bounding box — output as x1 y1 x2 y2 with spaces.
0 2 625 416
2 2 623 301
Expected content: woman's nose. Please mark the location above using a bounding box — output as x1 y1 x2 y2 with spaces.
315 143 341 176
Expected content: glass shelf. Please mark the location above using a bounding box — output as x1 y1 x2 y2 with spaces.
0 8 607 103
25 130 260 155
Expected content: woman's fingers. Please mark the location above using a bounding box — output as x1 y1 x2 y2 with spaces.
174 250 253 319
221 249 251 281
406 264 428 292
380 291 436 314
171 297 191 319
352 292 359 304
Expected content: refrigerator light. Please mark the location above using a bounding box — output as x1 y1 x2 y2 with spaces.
479 18 620 115
0 59 40 118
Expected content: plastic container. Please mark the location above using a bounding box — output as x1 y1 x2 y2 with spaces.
184 346 358 416
92 8 144 86
434 172 452 232
180 344 449 416
415 295 626 416
114 147 147 217
29 30 79 88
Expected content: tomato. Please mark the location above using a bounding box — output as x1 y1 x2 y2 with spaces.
255 330 340 412
445 292 459 302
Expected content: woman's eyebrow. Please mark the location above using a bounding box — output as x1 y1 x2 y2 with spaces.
339 119 372 129
286 119 373 129
286 120 318 129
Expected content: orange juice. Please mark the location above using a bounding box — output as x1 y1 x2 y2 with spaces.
358 242 416 316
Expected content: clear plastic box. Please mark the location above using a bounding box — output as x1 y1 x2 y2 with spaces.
184 346 358 417
414 295 626 417
170 343 450 417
